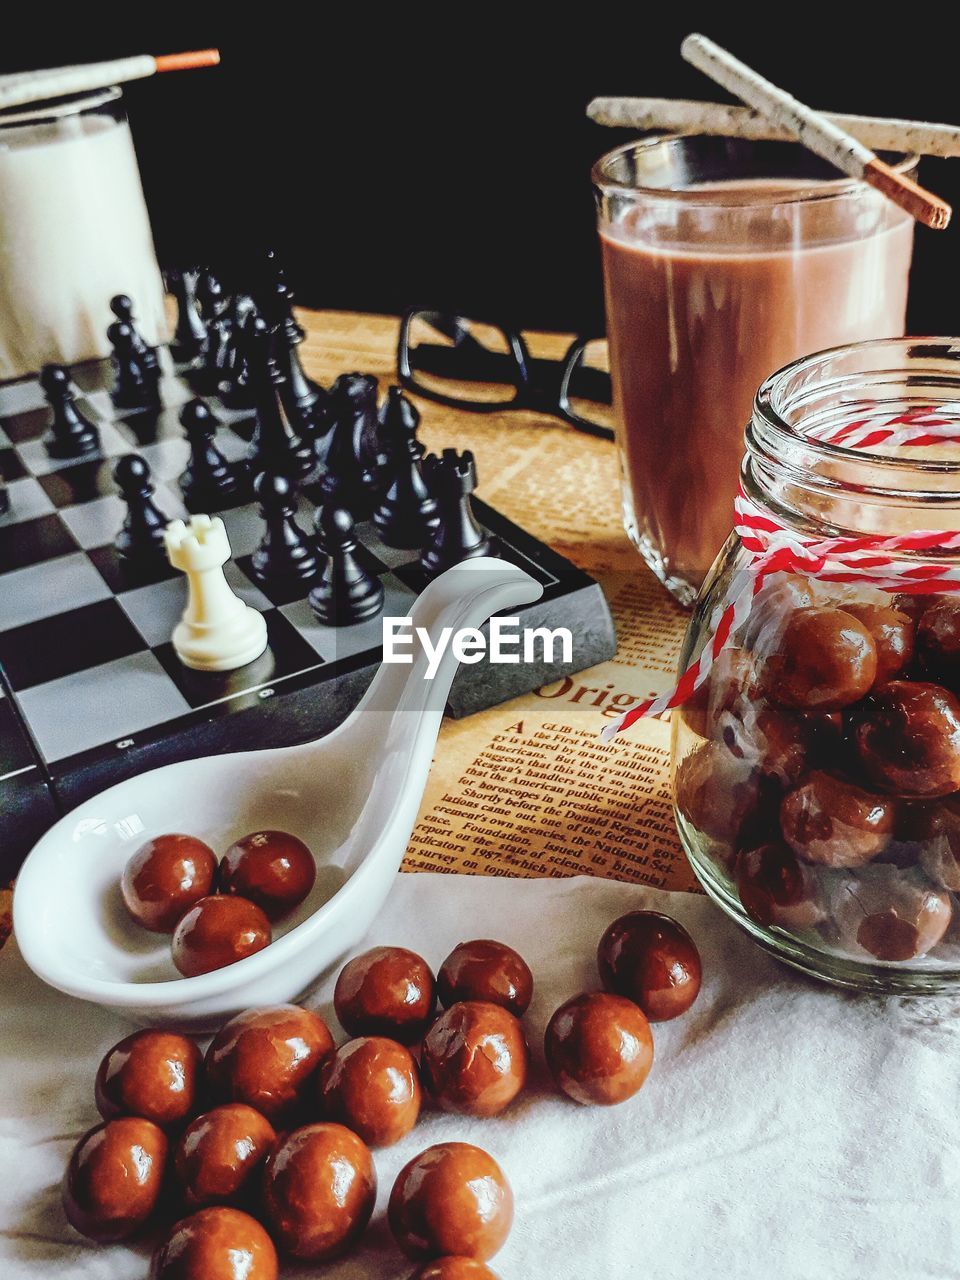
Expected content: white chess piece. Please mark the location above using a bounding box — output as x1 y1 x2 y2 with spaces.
164 514 268 671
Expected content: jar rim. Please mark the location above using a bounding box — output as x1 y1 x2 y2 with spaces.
752 336 960 478
591 134 919 207
0 86 122 129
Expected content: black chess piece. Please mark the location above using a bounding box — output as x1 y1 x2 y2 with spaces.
245 317 317 482
113 454 170 563
39 364 101 459
178 399 241 513
0 477 8 516
308 506 384 626
250 471 320 593
196 271 231 395
110 294 160 377
379 384 425 462
215 295 258 410
167 268 207 362
109 320 161 411
419 449 493 577
314 373 384 516
372 389 438 549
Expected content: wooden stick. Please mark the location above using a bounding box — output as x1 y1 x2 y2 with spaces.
0 50 220 113
680 33 951 230
587 96 960 160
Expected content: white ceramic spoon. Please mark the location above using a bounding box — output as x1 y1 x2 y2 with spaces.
13 557 542 1028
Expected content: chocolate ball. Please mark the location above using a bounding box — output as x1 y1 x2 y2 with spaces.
743 574 817 650
205 1004 334 1123
318 1036 421 1147
334 946 436 1043
843 603 915 684
597 911 702 1021
917 598 960 684
760 606 877 710
95 1029 202 1128
544 991 654 1106
437 940 533 1015
219 830 316 921
830 866 953 961
420 1001 528 1117
723 703 810 787
851 680 960 797
389 1142 513 1262
173 1104 276 1210
674 743 761 845
151 1207 277 1280
409 1261 501 1280
735 843 825 931
680 648 757 738
913 801 960 890
63 1117 168 1242
121 834 217 932
171 896 271 977
779 771 896 869
261 1122 376 1261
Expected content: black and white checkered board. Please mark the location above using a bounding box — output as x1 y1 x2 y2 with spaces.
0 355 616 878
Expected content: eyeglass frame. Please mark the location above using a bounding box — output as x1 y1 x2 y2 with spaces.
397 306 614 441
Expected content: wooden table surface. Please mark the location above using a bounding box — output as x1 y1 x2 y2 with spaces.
0 309 649 945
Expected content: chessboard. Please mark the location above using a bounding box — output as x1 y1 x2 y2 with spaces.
0 351 616 880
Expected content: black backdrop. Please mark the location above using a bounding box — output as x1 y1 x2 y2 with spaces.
4 12 960 334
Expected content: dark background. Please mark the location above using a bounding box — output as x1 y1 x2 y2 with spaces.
4 12 960 335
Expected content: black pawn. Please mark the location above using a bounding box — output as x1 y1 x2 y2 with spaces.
167 268 207 362
245 317 316 482
113 455 170 563
40 364 100 459
308 506 384 626
110 294 160 375
178 399 241 513
419 449 492 577
315 373 383 516
372 389 438 548
109 320 161 411
250 471 319 593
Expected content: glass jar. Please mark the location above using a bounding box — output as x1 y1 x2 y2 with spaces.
592 136 916 606
671 337 960 993
0 87 167 380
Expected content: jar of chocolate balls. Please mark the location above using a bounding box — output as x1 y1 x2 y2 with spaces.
670 338 960 993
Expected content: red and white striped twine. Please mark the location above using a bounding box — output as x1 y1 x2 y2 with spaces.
601 404 960 741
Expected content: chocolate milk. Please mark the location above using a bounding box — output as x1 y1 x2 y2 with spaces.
601 182 913 598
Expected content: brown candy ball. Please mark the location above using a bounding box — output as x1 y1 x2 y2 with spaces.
913 800 960 890
173 1104 276 1210
63 1117 168 1242
761 606 877 710
830 866 953 961
680 648 757 738
334 946 436 1043
735 843 825 931
205 1004 334 1123
544 991 654 1106
851 680 960 797
843 602 915 684
261 1122 376 1261
917 597 960 684
597 911 702 1022
779 771 896 869
171 896 271 977
410 1257 501 1279
389 1142 513 1262
318 1035 421 1147
121 834 217 933
95 1029 202 1128
151 1207 278 1280
437 940 534 1016
674 743 761 845
420 1001 528 1117
218 830 316 921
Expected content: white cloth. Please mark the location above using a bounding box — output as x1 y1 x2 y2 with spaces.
1 871 958 1279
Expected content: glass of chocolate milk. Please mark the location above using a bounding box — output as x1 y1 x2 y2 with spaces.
593 136 916 604
0 87 167 381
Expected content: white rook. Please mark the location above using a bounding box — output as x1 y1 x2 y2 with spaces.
164 515 268 672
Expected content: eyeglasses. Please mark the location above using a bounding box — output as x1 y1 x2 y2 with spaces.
397 307 614 440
